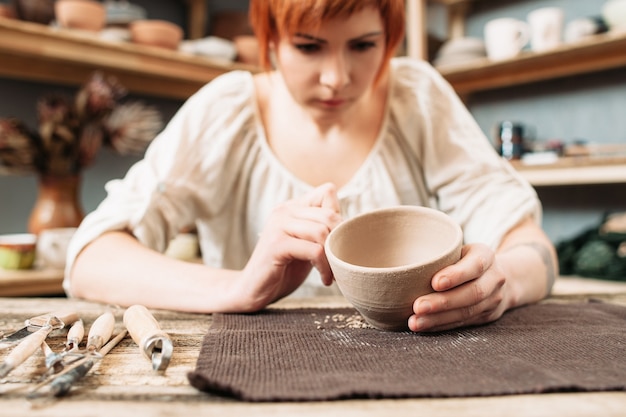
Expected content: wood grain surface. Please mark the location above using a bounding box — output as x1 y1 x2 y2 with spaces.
0 280 625 416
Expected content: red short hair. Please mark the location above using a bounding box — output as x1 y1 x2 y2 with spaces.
249 0 405 83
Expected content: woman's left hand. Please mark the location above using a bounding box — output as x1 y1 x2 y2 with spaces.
408 243 512 332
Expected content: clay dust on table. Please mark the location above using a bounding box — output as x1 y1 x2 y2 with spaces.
312 312 373 330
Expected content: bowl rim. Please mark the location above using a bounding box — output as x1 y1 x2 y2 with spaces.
325 205 463 273
0 233 37 246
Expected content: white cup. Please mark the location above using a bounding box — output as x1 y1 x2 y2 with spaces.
36 227 77 269
484 18 530 61
527 7 564 52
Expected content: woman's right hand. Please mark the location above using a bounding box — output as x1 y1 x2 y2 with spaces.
235 182 342 311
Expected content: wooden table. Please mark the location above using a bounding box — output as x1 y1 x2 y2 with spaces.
1 276 625 417
0 267 64 297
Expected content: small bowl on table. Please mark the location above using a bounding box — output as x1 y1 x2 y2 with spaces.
325 206 463 331
0 233 37 270
129 19 183 50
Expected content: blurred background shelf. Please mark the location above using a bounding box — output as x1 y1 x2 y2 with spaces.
436 31 626 95
511 156 626 186
0 18 257 100
408 1 626 95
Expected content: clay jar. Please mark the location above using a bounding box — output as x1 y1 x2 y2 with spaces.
325 206 463 331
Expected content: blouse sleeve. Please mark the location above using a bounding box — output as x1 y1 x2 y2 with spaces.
63 71 256 294
389 58 542 248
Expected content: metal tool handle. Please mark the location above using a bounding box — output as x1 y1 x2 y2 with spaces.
27 311 80 329
123 305 172 370
0 325 52 377
86 312 115 352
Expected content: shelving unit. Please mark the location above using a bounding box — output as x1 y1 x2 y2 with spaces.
406 0 626 187
0 18 257 100
437 31 626 96
1 2 625 185
409 1 626 95
511 157 626 187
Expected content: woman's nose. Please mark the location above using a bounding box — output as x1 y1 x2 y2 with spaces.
319 53 350 91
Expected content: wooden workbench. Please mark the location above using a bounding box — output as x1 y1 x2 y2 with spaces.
1 276 625 417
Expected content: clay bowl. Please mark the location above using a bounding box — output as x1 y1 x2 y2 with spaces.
325 206 463 331
54 0 106 32
0 233 37 270
129 19 183 50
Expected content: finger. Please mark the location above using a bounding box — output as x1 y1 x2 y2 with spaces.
312 255 335 286
409 289 504 332
287 205 341 229
409 274 505 331
431 244 493 291
269 214 335 247
415 268 505 316
273 214 334 286
301 183 340 213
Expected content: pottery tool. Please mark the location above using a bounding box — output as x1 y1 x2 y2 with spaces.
41 341 65 375
28 312 115 396
41 318 85 375
64 318 85 352
0 322 54 378
84 311 116 355
123 305 173 371
29 328 128 398
0 312 80 378
0 311 79 350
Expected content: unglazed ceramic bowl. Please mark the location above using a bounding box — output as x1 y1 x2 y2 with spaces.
325 206 463 331
129 19 183 50
0 233 37 270
54 0 106 32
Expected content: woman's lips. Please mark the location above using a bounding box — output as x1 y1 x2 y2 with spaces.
318 98 346 108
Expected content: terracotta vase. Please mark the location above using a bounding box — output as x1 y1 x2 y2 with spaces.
28 174 85 235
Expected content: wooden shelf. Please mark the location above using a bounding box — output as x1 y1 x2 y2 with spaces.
436 31 626 95
0 18 258 100
511 156 626 186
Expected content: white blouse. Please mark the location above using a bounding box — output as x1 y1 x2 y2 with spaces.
64 57 541 297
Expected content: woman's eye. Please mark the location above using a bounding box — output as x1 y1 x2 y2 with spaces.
295 43 321 53
351 41 376 52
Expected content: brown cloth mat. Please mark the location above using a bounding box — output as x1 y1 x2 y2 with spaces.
188 301 626 402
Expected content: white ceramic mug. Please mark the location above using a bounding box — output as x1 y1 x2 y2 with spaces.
36 227 77 269
484 17 530 61
527 7 564 52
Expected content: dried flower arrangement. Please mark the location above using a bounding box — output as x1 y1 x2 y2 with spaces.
0 72 163 176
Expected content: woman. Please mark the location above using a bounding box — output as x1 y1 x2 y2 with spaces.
66 0 557 332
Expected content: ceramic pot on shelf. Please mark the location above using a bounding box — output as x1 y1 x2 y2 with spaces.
12 0 55 24
28 174 85 235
